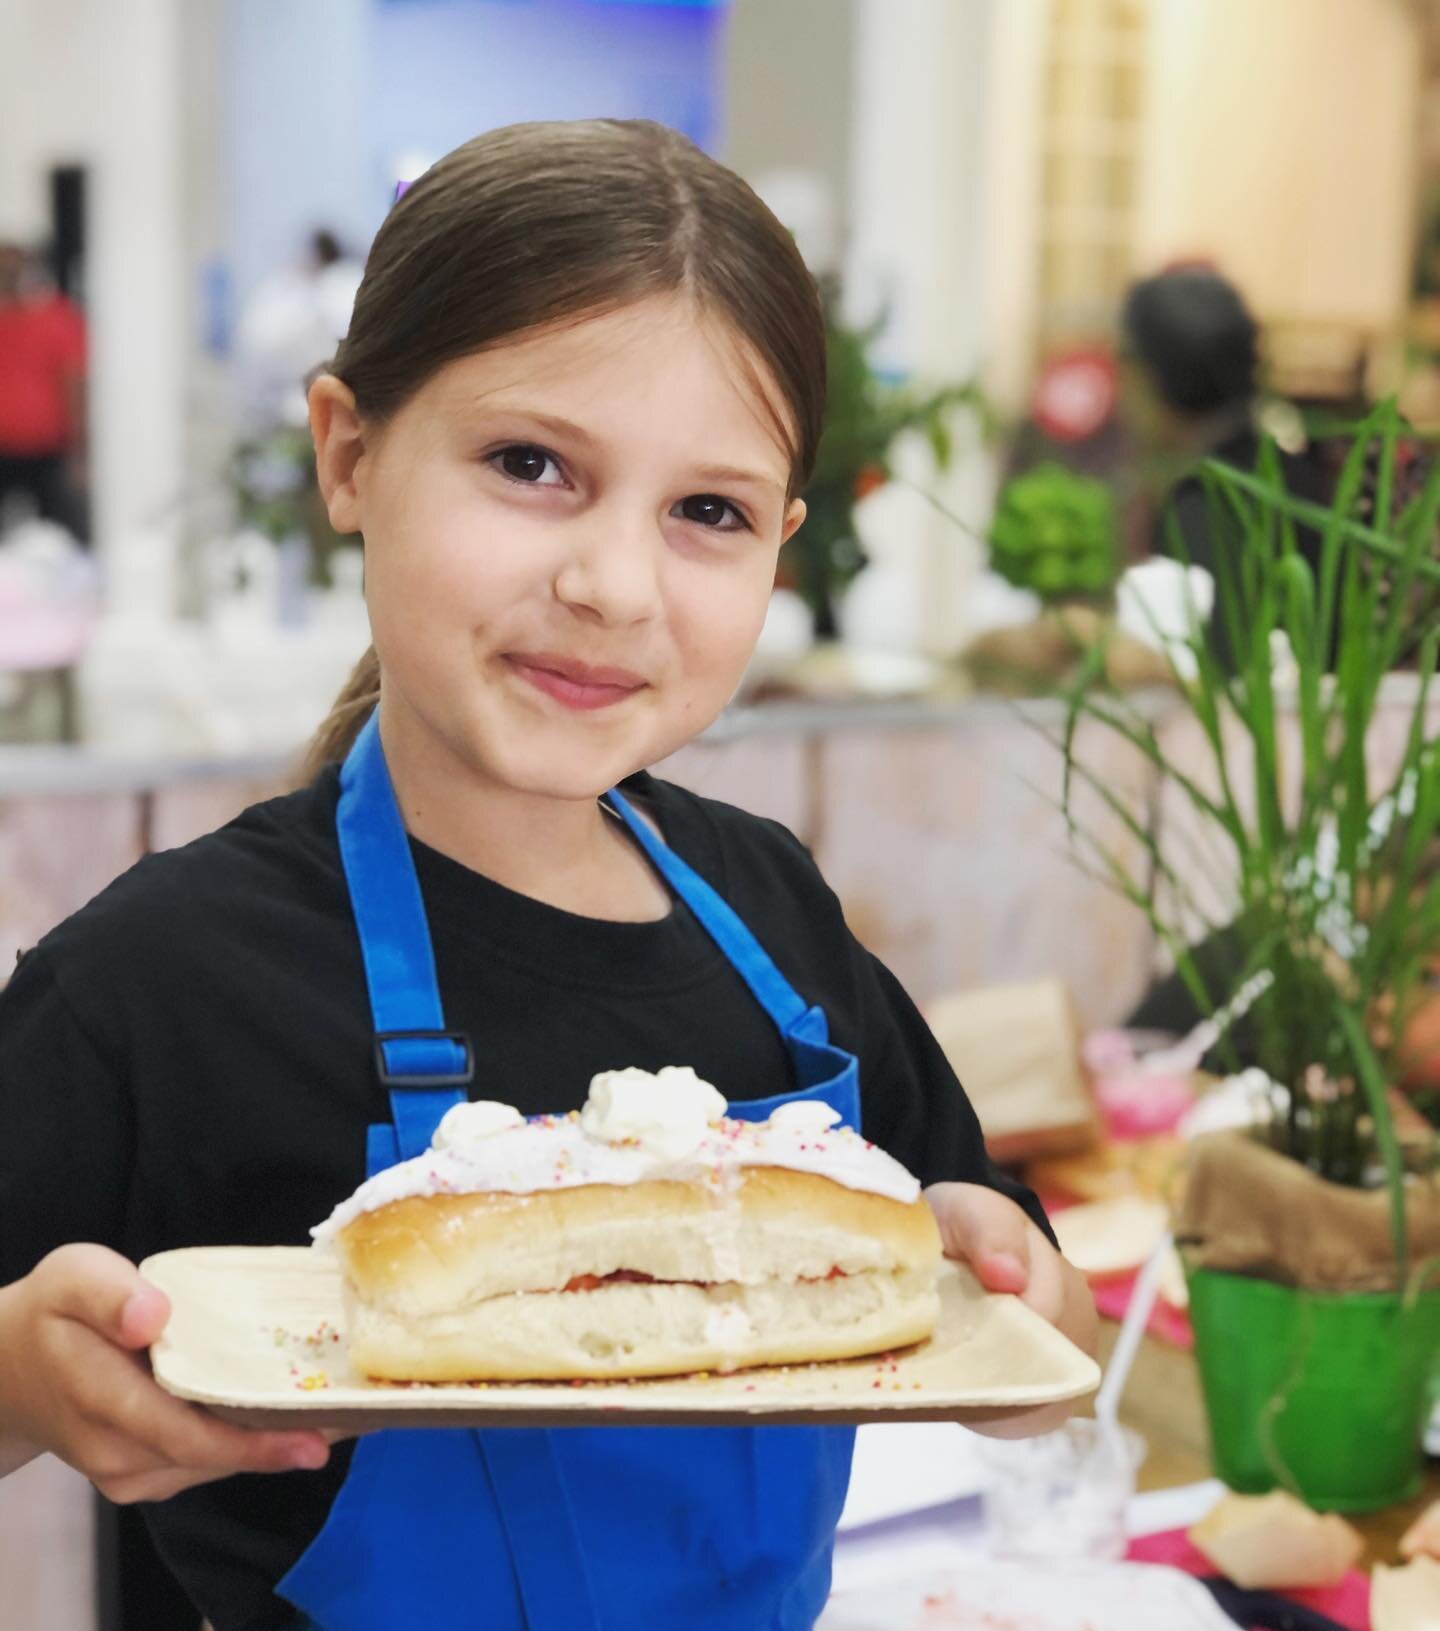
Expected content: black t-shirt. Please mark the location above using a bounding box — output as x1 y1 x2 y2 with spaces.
0 765 1049 1631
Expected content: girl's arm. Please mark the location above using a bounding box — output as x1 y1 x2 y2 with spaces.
1 950 332 1495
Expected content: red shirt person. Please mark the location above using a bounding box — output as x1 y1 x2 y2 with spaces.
0 244 88 539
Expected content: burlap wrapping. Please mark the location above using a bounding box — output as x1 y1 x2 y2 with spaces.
1175 1132 1440 1293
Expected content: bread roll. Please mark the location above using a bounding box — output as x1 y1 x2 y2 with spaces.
315 1067 943 1381
337 1168 941 1380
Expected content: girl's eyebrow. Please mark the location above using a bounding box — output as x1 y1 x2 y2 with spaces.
690 461 782 493
476 405 599 447
471 403 783 493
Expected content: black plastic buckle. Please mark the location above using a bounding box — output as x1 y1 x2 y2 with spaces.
373 1029 475 1089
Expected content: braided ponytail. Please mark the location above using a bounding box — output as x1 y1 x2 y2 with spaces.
302 644 380 780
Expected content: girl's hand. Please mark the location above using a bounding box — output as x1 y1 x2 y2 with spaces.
924 1181 1099 1439
0 1244 331 1503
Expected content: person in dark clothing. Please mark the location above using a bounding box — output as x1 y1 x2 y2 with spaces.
1120 268 1335 669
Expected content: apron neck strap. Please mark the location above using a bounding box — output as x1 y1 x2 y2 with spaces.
337 711 471 1159
602 787 825 1046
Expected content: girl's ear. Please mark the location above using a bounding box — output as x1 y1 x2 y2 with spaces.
309 374 368 535
780 498 807 546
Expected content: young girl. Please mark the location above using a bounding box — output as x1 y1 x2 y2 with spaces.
0 120 1094 1631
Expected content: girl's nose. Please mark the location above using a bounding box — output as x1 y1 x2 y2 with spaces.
553 513 664 627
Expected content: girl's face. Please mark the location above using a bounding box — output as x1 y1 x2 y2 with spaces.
313 294 806 801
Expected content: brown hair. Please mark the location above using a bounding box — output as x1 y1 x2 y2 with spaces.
303 118 826 778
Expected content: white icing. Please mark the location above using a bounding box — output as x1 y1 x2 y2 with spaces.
312 1066 919 1243
433 1100 524 1149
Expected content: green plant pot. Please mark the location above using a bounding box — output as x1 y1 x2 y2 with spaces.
1187 1267 1440 1513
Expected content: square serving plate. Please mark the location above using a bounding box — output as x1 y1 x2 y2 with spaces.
142 1248 1099 1431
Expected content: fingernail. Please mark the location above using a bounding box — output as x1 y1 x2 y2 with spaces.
985 1251 1027 1287
288 1441 328 1470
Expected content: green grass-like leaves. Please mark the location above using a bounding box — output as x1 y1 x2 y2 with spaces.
1053 404 1439 1273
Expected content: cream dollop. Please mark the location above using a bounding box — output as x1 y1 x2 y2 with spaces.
433 1100 524 1150
768 1100 842 1134
579 1065 728 1162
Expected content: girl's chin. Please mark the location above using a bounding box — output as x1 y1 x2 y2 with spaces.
477 735 652 800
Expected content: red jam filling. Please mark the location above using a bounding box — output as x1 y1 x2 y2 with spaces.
560 1265 848 1292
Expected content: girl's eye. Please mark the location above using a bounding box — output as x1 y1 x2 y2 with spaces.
490 444 565 486
675 494 750 532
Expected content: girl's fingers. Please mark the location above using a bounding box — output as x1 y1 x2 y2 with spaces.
28 1251 329 1496
34 1243 168 1348
925 1182 1034 1294
1014 1227 1069 1326
115 1281 173 1349
75 1342 329 1478
923 1182 1075 1324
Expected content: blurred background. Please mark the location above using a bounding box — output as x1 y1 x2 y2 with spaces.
1 0 1434 757
3 3 1440 1629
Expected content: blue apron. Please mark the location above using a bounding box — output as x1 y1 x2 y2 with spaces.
278 712 862 1630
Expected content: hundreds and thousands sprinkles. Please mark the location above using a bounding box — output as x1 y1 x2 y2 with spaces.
266 1319 342 1391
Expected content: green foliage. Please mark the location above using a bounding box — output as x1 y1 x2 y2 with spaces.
788 303 987 636
229 426 349 586
989 462 1120 601
1050 402 1440 1268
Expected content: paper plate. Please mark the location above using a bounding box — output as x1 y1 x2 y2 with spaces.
142 1248 1099 1431
1052 1197 1170 1277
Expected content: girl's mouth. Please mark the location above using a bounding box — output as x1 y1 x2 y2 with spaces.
503 653 647 712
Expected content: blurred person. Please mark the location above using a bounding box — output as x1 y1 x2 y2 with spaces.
235 227 364 428
1120 267 1335 665
0 241 89 542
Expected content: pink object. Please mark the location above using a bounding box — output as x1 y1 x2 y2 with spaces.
1031 348 1119 443
0 524 100 669
1127 1528 1371 1631
1082 1028 1197 1140
0 580 96 668
1092 1270 1193 1348
1082 1028 1139 1072
1093 1072 1197 1140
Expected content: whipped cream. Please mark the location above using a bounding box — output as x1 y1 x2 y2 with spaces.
580 1066 727 1161
312 1066 919 1242
433 1100 524 1148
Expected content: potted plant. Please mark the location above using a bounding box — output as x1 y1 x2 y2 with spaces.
1047 402 1440 1512
787 295 987 640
